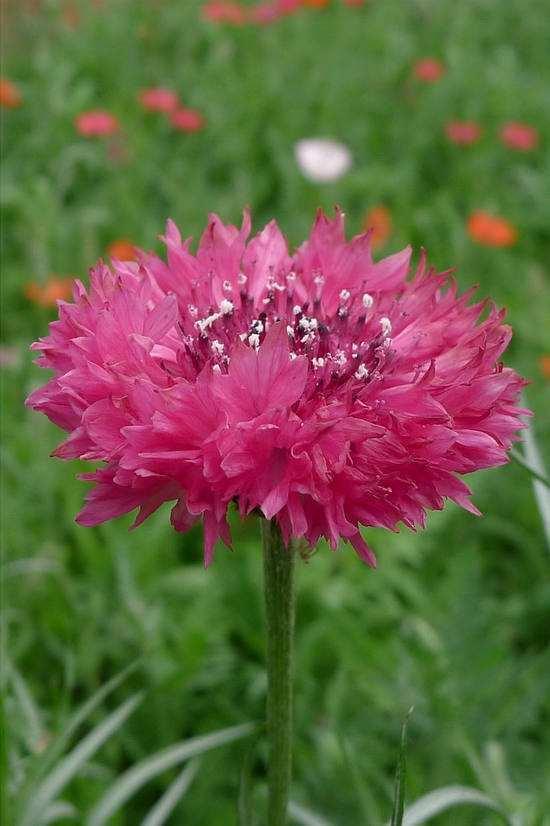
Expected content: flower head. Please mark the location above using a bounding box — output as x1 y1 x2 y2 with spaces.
27 210 527 566
0 77 22 108
295 139 352 182
139 87 179 113
467 211 518 247
201 0 249 24
363 205 392 250
499 121 539 152
75 110 120 137
170 107 205 132
445 120 482 146
25 276 74 307
413 58 445 82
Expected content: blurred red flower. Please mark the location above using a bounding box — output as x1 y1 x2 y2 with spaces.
363 205 392 249
139 88 179 113
25 277 74 307
467 211 518 248
0 77 22 108
500 121 539 152
445 121 482 146
75 110 120 137
413 58 445 82
202 0 248 23
170 107 205 132
107 239 138 261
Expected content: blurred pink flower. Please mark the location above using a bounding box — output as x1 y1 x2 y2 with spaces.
499 121 539 152
75 110 119 137
201 0 249 23
139 87 179 113
413 58 445 82
445 120 482 146
27 210 527 566
170 107 205 132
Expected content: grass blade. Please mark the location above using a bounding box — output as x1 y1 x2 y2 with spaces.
390 708 413 826
42 801 78 823
288 801 334 826
140 759 200 826
4 655 45 752
521 423 550 550
20 692 143 826
87 721 255 826
16 662 140 818
400 785 511 825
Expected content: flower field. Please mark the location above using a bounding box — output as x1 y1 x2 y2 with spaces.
2 1 550 824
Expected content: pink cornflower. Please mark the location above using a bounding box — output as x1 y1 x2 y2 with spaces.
75 110 119 137
27 210 528 566
170 107 205 132
445 121 482 146
139 87 179 113
413 58 445 83
499 121 539 152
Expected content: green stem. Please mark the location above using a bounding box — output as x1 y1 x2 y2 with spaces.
262 519 296 826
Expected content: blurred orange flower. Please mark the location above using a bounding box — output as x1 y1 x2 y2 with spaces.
363 205 392 250
75 110 120 137
107 239 138 261
303 0 330 7
413 58 445 83
25 277 74 307
445 121 482 146
538 355 550 379
139 87 179 113
500 122 539 152
0 77 22 108
467 211 518 248
170 107 205 132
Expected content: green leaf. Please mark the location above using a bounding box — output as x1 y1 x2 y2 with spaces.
140 759 200 826
400 785 512 826
390 708 413 826
16 662 140 818
87 721 255 826
42 801 78 823
19 692 143 826
4 655 45 753
288 800 334 826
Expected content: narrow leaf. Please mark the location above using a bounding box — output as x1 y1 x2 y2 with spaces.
390 708 413 826
17 662 139 818
20 692 143 826
288 800 334 826
521 423 550 550
140 759 200 826
401 785 511 826
42 801 78 823
5 656 45 752
87 722 255 826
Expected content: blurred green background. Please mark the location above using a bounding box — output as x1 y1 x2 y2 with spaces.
1 0 550 824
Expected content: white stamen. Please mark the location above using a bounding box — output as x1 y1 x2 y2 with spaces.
334 350 347 367
187 304 198 317
250 319 264 334
212 364 222 374
248 333 260 349
339 289 351 302
362 293 373 309
380 316 392 337
222 280 233 292
237 272 247 285
195 312 221 334
286 326 295 338
354 363 369 380
286 271 296 283
312 357 325 368
293 304 302 315
211 340 224 355
219 299 234 315
289 352 297 361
